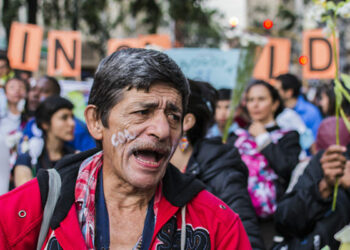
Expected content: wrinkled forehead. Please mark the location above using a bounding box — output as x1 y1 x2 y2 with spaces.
123 83 183 110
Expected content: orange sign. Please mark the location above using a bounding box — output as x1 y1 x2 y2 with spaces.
302 29 339 79
7 22 43 71
107 34 171 55
107 38 140 55
47 30 81 77
139 34 171 49
253 38 291 83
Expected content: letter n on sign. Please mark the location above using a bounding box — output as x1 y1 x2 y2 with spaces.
47 30 81 77
8 22 43 72
302 29 339 79
253 38 291 84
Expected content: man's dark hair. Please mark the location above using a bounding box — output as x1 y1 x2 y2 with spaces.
246 80 284 118
40 75 61 95
186 79 218 145
0 54 10 67
275 73 302 98
88 48 190 128
36 96 73 133
217 88 231 101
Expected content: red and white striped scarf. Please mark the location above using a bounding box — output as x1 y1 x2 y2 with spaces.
75 151 103 249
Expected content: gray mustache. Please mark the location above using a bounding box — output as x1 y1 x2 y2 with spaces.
129 140 172 155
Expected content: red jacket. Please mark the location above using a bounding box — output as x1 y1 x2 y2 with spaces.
0 149 251 249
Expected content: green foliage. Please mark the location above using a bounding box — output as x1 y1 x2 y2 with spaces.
1 0 23 41
222 45 257 143
168 0 223 47
311 0 350 211
276 5 297 31
341 73 350 89
129 0 162 34
2 0 223 49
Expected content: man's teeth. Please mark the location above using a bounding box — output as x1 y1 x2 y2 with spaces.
135 155 159 166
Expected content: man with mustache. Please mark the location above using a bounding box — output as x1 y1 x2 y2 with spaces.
0 49 250 249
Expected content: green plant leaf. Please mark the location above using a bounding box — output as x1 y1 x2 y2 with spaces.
326 1 336 11
334 83 343 107
337 2 345 9
341 73 350 89
340 108 350 133
335 79 350 104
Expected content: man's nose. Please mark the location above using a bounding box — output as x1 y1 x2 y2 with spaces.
148 112 171 141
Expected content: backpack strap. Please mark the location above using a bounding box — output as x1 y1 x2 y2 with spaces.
36 168 62 250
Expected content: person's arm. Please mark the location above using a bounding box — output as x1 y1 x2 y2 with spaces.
275 145 346 238
210 148 265 249
319 144 347 199
260 131 301 181
190 139 264 249
14 165 34 187
13 153 35 188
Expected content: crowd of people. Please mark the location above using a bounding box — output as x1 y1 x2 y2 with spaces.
0 49 349 249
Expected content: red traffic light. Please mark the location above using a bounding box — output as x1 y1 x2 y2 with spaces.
299 55 308 65
263 19 273 29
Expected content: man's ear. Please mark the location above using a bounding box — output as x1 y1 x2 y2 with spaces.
84 104 103 140
183 113 196 132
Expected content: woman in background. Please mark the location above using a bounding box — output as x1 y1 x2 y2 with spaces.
228 80 301 248
14 96 76 187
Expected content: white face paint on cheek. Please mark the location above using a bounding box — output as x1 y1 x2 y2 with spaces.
111 129 137 147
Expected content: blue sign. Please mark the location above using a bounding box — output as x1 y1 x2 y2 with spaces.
165 48 241 89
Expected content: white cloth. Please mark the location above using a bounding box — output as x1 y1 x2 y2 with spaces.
0 133 10 195
0 112 21 136
276 108 314 151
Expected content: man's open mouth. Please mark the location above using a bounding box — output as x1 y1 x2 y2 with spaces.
133 149 166 167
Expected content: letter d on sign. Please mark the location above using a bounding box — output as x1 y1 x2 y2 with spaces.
302 29 339 79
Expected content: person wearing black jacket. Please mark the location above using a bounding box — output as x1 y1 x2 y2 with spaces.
274 144 350 249
171 79 265 249
227 80 300 248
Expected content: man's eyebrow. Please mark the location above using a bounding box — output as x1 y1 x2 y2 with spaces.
131 101 182 113
128 101 159 110
138 102 159 109
166 102 182 113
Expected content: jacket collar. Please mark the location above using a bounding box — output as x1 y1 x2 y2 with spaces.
37 148 205 229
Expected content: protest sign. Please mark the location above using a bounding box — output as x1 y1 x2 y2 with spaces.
47 30 82 77
165 48 240 89
107 34 171 54
302 29 339 79
7 22 43 71
253 38 291 83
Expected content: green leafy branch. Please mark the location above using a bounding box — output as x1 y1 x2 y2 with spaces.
312 0 350 211
222 44 260 143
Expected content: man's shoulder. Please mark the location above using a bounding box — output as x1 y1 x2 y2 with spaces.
0 178 41 210
189 190 240 223
0 179 42 247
